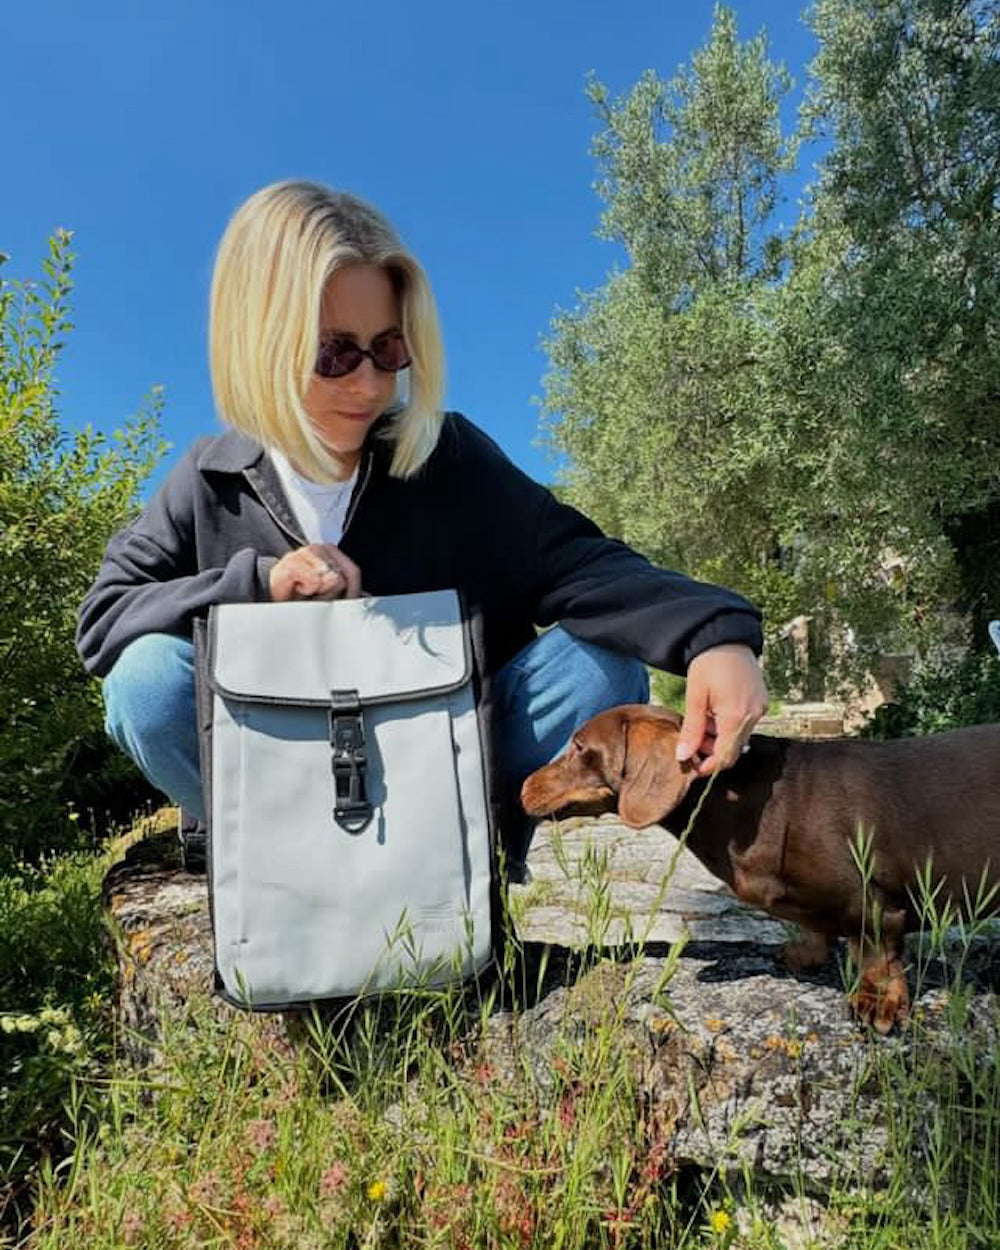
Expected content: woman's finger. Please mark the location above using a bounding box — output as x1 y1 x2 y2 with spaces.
315 544 362 598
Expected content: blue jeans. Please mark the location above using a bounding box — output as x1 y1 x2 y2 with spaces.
103 625 649 844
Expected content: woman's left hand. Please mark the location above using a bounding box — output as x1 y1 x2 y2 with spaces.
675 644 769 776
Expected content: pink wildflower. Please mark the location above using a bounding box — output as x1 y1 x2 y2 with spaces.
320 1161 350 1197
121 1209 144 1244
188 1170 223 1205
165 1207 193 1232
245 1117 277 1151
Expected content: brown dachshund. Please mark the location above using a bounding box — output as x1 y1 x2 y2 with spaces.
521 704 1000 1033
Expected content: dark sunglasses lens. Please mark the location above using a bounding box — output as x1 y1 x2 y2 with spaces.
370 332 411 372
316 339 363 378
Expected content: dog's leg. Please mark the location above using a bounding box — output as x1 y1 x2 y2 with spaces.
848 929 909 1035
780 928 832 971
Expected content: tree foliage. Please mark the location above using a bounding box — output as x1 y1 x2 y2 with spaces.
0 232 164 864
542 0 1000 695
590 5 796 295
543 3 803 677
806 0 1000 640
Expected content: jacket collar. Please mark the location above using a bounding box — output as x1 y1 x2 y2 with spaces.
195 409 400 476
195 429 268 474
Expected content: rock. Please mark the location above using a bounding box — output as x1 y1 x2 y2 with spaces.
482 948 881 1190
103 809 1000 1205
509 813 789 947
757 703 846 740
103 817 287 1067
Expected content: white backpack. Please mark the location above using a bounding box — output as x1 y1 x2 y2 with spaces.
195 590 496 1009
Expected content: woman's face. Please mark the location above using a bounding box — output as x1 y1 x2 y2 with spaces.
302 263 403 477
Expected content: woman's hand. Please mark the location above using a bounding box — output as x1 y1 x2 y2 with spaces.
269 544 362 602
676 644 769 776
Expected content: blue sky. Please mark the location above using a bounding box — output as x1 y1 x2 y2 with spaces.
4 1 818 491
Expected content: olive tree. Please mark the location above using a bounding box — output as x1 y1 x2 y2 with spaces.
542 0 1000 694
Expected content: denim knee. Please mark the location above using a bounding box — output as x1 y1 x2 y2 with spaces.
532 626 650 721
103 634 195 746
493 625 649 785
102 633 203 817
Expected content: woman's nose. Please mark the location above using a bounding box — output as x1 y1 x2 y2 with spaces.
347 356 383 397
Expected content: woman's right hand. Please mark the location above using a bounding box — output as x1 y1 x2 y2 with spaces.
269 544 362 602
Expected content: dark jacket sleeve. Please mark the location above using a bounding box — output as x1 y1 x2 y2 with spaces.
76 444 272 678
452 417 763 674
531 490 763 673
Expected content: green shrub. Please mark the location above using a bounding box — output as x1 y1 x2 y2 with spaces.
0 233 164 865
861 648 1000 739
0 849 115 1226
649 668 687 713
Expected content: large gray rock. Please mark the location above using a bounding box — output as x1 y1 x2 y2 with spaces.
104 810 1000 1209
103 821 288 1068
497 817 1000 1200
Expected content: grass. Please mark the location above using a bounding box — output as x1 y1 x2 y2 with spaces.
2 808 1000 1249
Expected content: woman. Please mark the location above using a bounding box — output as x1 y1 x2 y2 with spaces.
76 179 768 866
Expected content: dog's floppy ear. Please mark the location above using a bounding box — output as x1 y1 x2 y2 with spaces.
618 714 694 829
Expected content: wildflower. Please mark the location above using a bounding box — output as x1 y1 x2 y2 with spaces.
320 1162 349 1197
188 1171 223 1206
604 1205 637 1249
62 1026 84 1055
245 1118 277 1151
261 1195 285 1219
367 1178 388 1202
165 1207 192 1232
121 1209 144 1244
709 1208 731 1234
641 1141 669 1183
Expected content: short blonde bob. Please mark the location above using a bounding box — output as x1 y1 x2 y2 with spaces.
209 179 445 482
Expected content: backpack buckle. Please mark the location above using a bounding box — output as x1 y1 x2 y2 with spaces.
329 692 372 833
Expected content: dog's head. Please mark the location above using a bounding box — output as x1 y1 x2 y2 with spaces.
520 704 696 829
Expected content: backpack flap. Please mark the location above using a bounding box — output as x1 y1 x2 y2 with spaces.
208 590 471 707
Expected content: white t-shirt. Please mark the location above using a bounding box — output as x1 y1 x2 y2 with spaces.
270 450 359 545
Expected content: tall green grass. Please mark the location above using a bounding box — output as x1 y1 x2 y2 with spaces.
3 814 1000 1249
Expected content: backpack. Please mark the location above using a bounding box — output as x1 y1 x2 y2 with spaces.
193 590 497 1009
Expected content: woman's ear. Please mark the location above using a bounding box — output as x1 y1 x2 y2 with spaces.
618 716 694 829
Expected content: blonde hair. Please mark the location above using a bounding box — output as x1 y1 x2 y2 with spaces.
209 179 445 482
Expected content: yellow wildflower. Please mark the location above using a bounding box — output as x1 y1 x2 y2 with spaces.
367 1179 387 1202
709 1209 731 1234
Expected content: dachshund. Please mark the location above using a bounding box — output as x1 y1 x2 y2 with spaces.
520 704 1000 1033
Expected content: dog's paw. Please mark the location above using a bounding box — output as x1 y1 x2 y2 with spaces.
852 970 910 1035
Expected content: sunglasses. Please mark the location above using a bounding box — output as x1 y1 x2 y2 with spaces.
315 329 412 379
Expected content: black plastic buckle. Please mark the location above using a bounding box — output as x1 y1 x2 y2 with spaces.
329 691 372 833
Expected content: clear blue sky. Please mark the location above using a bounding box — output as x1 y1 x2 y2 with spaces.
4 1 818 491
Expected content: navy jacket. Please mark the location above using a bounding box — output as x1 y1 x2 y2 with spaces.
77 413 763 679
